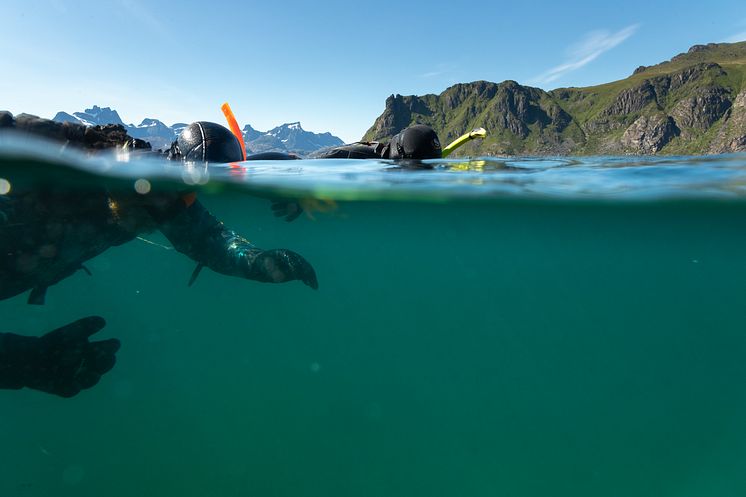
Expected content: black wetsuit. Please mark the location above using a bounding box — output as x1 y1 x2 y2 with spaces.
312 125 443 160
0 188 315 304
0 113 317 397
311 141 389 159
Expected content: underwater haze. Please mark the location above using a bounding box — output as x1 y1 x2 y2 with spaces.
2 139 746 497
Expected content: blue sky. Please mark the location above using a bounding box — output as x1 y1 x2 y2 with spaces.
1 0 745 142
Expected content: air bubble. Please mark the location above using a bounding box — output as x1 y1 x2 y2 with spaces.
134 178 151 194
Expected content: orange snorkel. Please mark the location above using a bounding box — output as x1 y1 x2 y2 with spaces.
221 102 247 161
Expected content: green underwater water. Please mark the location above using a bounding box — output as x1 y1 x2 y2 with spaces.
2 191 746 497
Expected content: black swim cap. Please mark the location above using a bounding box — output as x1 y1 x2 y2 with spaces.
388 125 442 160
177 121 243 162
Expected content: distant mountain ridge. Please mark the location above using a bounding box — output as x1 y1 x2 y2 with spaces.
53 106 185 150
363 41 746 156
52 106 344 155
241 122 343 155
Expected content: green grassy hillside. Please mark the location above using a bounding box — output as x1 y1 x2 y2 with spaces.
363 42 746 156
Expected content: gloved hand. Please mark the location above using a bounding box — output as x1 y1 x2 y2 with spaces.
270 199 304 222
0 317 120 398
252 249 319 289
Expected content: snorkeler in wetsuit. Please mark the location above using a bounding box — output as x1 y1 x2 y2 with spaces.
0 114 317 398
249 124 443 161
311 124 443 160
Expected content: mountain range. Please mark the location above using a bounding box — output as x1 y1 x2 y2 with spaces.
242 122 343 155
52 106 343 155
363 41 746 156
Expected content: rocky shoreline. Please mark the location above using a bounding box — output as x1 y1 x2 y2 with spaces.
0 111 150 152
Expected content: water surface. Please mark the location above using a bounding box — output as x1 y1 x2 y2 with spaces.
2 136 746 497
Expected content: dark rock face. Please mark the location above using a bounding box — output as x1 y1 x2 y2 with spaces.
587 80 662 134
709 89 746 153
583 117 618 134
487 82 553 138
647 63 725 100
438 82 535 141
671 86 731 129
621 114 679 153
584 63 725 133
671 63 724 91
366 93 432 139
443 81 499 110
602 81 658 116
544 101 572 132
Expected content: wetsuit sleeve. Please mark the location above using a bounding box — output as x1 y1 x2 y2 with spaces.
311 142 386 159
156 200 317 287
156 200 263 278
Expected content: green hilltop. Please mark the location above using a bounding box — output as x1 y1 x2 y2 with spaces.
362 41 746 156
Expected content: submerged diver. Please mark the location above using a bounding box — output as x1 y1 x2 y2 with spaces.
0 113 317 398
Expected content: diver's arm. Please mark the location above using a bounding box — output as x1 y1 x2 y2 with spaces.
311 142 386 159
0 317 119 397
156 199 318 288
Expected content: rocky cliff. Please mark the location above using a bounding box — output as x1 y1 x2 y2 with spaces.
363 42 746 156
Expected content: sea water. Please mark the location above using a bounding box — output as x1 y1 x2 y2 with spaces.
2 137 746 497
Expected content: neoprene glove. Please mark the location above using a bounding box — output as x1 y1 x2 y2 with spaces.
0 316 120 398
270 199 304 222
252 249 319 289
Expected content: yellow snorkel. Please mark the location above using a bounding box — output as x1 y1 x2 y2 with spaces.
441 127 487 158
221 102 247 161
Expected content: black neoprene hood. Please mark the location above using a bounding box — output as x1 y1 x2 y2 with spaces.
178 121 244 163
388 125 442 159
